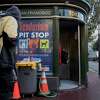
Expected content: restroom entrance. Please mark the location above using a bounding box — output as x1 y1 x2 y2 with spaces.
59 19 81 89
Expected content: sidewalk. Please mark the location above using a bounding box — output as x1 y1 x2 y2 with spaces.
21 71 100 100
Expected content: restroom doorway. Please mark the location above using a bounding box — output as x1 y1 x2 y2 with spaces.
59 19 80 89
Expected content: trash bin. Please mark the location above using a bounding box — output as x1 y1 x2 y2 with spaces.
16 61 37 94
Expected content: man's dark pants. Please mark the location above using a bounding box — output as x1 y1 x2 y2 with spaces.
0 69 14 100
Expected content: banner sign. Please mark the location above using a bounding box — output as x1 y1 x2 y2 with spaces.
16 19 53 72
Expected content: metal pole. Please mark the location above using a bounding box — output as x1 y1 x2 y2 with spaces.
98 24 100 76
78 24 81 86
95 0 100 76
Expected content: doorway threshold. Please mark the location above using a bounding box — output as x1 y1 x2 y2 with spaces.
59 80 78 90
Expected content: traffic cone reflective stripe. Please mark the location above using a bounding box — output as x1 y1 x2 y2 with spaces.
41 70 46 78
40 78 47 84
12 80 21 99
39 70 49 94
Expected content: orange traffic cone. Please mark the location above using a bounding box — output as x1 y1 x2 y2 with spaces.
12 80 21 99
35 69 57 98
39 69 50 95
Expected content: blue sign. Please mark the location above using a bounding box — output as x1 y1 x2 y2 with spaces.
16 19 53 72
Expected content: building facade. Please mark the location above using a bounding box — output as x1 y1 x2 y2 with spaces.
0 0 91 91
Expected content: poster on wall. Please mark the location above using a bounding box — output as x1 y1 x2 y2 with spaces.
16 19 53 72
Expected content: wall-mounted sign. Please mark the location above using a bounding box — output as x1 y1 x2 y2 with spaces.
16 19 53 72
59 8 85 22
69 10 78 17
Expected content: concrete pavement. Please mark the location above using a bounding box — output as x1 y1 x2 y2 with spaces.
21 71 100 100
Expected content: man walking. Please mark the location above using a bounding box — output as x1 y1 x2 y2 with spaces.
0 6 21 100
